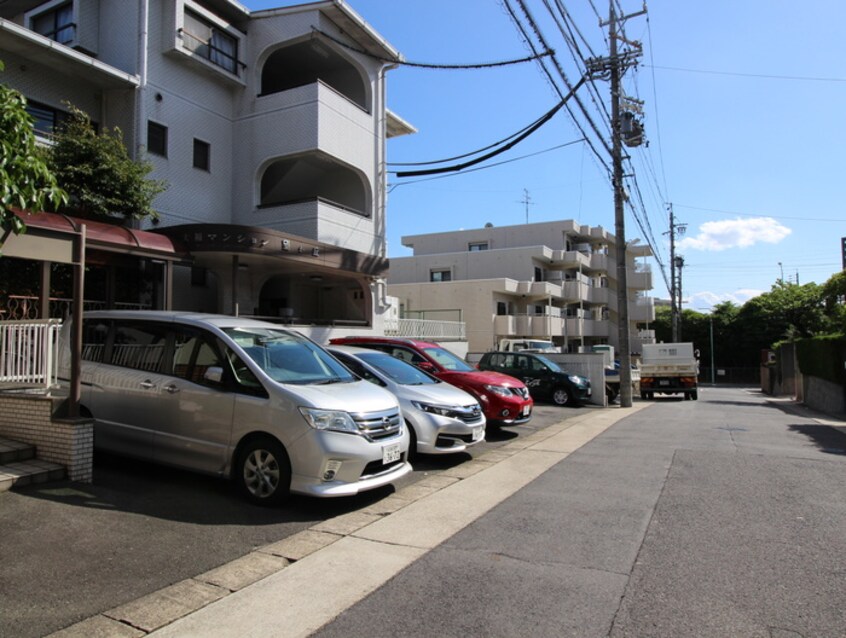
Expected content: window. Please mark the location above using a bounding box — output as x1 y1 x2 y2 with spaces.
193 139 210 171
534 267 544 282
430 269 451 282
31 2 74 45
183 9 239 74
147 121 168 157
496 302 507 316
81 320 110 363
172 328 225 386
110 322 168 372
468 242 488 252
25 100 70 138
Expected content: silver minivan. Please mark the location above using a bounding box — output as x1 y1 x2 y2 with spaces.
59 311 411 504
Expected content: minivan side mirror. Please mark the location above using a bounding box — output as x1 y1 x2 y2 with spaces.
417 361 436 372
204 366 224 384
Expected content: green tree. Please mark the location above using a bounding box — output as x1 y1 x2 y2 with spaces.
48 104 166 221
820 270 846 332
0 61 67 238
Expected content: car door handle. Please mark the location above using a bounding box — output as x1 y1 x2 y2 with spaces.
164 384 180 394
140 380 156 389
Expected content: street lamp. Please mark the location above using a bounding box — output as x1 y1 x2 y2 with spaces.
703 306 716 385
708 313 715 385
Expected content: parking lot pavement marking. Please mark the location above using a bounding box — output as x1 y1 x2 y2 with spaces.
148 537 427 638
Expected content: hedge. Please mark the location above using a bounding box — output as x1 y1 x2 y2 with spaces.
796 334 846 385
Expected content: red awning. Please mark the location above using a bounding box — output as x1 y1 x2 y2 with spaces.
12 210 187 258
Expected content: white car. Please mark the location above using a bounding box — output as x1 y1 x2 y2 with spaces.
327 345 486 457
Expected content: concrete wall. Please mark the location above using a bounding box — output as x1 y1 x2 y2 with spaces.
803 376 846 418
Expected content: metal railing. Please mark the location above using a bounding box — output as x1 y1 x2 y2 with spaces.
2 295 150 320
0 319 62 390
384 318 466 341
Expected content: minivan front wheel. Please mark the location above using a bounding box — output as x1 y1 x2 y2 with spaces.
236 436 291 506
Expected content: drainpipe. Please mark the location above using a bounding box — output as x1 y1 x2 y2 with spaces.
376 65 391 259
135 0 149 160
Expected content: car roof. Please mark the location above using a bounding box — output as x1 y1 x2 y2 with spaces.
330 336 441 348
80 310 298 332
325 344 391 357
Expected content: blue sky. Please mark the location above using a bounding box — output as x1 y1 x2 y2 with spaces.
244 0 846 311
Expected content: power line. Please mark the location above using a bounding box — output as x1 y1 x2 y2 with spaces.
643 64 846 83
500 0 611 177
310 27 555 69
388 97 569 167
388 138 585 189
673 203 846 223
394 77 586 178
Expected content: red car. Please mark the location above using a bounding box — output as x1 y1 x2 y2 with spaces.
329 337 533 427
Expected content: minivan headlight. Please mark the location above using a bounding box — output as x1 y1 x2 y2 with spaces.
483 384 512 397
299 408 358 434
568 375 586 385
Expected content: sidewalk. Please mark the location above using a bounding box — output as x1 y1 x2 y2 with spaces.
49 404 650 638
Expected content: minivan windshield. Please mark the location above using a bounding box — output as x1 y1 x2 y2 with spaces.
224 328 355 385
421 346 475 372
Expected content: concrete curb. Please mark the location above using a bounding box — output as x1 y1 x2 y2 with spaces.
47 404 650 638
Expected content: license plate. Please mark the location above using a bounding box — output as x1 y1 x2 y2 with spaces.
522 405 532 417
382 442 401 464
472 426 484 442
658 380 670 386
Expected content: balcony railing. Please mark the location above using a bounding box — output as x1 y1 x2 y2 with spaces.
0 319 62 391
1 295 150 321
385 318 466 341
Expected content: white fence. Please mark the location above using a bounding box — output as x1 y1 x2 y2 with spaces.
384 318 466 341
0 319 62 390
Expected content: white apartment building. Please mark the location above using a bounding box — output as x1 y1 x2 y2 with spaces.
0 0 413 337
387 220 656 354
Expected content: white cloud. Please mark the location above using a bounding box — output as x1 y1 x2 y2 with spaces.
677 217 791 252
687 289 764 311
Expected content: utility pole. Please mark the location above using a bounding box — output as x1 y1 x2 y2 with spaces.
590 1 646 408
675 255 684 340
665 204 686 341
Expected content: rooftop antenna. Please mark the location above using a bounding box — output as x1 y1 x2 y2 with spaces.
518 188 536 224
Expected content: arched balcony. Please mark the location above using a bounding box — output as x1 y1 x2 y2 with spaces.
260 38 368 111
259 153 369 217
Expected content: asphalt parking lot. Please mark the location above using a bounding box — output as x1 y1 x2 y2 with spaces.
1 403 592 638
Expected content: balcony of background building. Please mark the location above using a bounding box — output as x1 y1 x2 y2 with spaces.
628 263 653 290
566 318 610 338
629 296 655 323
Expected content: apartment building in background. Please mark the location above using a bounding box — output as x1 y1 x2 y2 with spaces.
0 0 414 338
387 220 656 354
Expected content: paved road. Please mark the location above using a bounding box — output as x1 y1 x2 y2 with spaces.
0 402 585 638
308 387 846 638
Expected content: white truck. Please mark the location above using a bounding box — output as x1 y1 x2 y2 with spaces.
639 342 699 401
590 345 640 403
498 338 560 353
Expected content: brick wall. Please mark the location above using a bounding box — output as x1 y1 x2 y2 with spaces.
0 395 93 482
